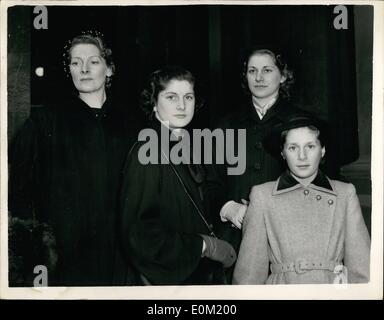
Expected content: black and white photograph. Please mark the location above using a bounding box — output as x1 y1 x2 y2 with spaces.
0 0 382 300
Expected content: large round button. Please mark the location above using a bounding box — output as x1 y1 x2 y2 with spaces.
316 195 322 200
303 190 309 195
254 163 261 170
328 199 334 205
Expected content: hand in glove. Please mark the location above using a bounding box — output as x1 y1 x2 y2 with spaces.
201 234 237 268
219 200 248 229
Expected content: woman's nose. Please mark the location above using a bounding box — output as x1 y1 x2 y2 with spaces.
298 148 307 160
81 63 89 74
255 71 263 82
176 99 186 111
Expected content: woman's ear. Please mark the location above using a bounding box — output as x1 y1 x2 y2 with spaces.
321 146 326 158
280 75 287 84
281 151 285 160
106 66 113 77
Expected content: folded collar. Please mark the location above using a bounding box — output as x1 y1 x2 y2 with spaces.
273 170 337 196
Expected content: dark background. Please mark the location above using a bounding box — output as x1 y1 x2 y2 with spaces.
7 4 373 230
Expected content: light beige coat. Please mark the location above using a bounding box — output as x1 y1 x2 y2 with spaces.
233 172 370 284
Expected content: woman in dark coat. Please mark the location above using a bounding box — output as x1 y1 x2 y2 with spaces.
211 47 311 264
9 32 139 286
119 66 236 285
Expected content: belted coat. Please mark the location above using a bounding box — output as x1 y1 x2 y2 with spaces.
233 170 370 284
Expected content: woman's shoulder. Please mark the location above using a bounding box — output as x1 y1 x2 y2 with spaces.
328 178 357 196
27 105 59 133
215 105 252 128
276 99 312 118
249 181 276 198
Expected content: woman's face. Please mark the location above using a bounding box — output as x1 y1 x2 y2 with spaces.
69 43 112 94
155 79 195 128
246 53 286 101
282 127 325 179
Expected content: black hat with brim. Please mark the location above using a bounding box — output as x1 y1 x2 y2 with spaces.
263 114 330 158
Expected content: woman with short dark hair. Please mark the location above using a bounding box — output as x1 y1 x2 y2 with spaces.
119 65 236 285
213 47 310 257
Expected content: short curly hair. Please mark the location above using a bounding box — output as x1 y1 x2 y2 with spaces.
140 65 204 119
63 31 115 88
241 47 294 100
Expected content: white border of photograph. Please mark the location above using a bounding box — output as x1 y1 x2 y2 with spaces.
0 0 382 300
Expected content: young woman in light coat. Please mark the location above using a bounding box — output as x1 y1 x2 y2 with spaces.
232 115 370 284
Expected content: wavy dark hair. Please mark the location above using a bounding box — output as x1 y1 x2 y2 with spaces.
140 65 204 119
241 47 294 100
63 31 115 88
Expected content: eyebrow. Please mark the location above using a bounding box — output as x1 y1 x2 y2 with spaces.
70 55 102 60
286 141 319 145
248 65 275 69
162 91 194 95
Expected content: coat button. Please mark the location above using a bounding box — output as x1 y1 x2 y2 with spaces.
303 190 309 195
254 163 261 170
328 199 334 205
255 141 262 149
316 195 322 200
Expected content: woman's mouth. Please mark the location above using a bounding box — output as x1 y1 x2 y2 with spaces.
297 165 310 169
174 114 187 119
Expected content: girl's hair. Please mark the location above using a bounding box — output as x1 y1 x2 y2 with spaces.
280 125 324 151
140 65 204 119
241 47 294 100
63 31 115 88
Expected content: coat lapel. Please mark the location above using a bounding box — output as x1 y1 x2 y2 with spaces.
153 120 207 219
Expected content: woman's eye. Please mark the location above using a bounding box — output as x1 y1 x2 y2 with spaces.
185 95 195 101
307 144 316 150
70 61 79 66
263 68 273 73
288 146 296 151
91 60 100 65
166 95 177 101
248 69 256 74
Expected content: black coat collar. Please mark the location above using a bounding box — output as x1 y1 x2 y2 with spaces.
273 170 337 195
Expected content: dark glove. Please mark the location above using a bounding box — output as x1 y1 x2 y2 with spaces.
201 234 237 268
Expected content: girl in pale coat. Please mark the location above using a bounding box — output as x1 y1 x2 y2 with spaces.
232 115 370 284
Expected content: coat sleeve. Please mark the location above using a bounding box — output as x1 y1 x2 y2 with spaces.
9 108 53 220
9 115 40 219
344 184 371 283
119 144 204 285
232 186 269 284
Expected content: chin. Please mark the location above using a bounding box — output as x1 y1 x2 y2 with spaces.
172 119 192 128
292 171 316 179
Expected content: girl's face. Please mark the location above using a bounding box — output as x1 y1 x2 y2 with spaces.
282 127 325 179
69 43 112 94
246 53 286 101
155 79 195 129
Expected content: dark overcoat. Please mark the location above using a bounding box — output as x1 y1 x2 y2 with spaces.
9 96 139 286
119 120 225 285
210 98 309 252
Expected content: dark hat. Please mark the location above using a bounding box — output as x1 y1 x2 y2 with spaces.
263 114 329 158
